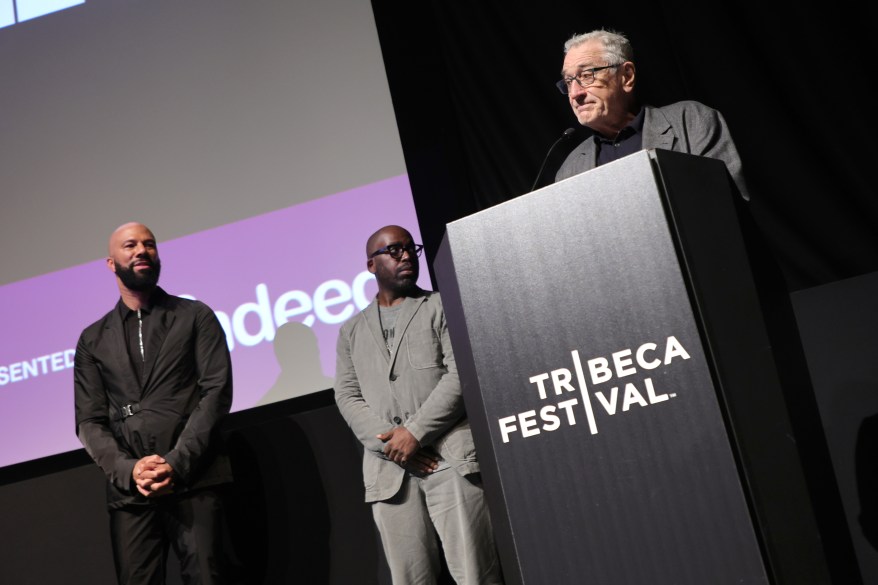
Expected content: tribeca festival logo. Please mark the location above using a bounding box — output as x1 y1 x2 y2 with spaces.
498 335 692 443
0 0 84 29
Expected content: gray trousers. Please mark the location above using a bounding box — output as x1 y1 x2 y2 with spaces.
372 468 504 585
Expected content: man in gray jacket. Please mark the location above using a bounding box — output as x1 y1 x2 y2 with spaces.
334 224 503 585
554 28 750 201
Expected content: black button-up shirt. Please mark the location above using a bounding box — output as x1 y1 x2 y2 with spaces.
595 107 645 167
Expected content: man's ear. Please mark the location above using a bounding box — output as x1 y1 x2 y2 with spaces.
621 61 636 91
106 257 116 273
367 258 376 274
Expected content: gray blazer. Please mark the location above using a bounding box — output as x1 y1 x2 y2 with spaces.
555 100 750 201
334 289 478 502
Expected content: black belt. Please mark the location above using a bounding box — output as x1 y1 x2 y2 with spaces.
120 403 142 419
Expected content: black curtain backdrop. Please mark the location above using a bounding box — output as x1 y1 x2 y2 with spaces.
371 0 878 294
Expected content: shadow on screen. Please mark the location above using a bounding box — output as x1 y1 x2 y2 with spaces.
256 321 335 407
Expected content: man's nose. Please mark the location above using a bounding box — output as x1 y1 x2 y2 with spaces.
568 80 587 99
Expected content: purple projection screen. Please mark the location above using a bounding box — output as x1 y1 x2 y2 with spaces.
2 0 422 471
0 176 429 469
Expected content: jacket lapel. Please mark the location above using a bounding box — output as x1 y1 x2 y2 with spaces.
140 297 175 391
363 300 392 365
364 292 428 370
573 138 598 174
642 106 675 151
105 307 143 398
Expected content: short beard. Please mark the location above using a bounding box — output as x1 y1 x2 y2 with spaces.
387 275 418 297
115 258 161 292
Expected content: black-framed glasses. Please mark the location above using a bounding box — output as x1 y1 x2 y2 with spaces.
556 63 622 94
369 242 424 260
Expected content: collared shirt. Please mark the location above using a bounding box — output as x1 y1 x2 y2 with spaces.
117 300 152 382
595 107 645 167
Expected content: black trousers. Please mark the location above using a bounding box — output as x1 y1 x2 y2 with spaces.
109 488 231 585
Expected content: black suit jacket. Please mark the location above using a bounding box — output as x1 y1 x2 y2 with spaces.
74 287 233 509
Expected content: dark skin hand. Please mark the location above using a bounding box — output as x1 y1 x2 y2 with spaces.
133 454 175 497
378 426 439 474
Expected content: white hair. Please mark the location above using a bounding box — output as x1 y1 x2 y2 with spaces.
563 29 633 64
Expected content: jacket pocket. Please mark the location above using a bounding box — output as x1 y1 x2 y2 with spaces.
405 328 443 369
436 422 477 462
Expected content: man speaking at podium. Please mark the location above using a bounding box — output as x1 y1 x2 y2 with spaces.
553 28 750 201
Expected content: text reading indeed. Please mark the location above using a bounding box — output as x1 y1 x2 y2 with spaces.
0 270 376 387
182 271 376 351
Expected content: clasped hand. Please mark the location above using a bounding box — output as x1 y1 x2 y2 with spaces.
133 454 175 497
378 426 439 475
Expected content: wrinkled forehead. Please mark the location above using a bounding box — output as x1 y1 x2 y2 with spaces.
561 41 606 75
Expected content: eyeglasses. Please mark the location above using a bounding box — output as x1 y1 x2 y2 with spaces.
369 242 424 260
556 64 622 94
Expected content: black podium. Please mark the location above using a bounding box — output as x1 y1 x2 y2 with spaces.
433 150 831 585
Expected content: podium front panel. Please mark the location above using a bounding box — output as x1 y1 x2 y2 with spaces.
434 150 768 585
